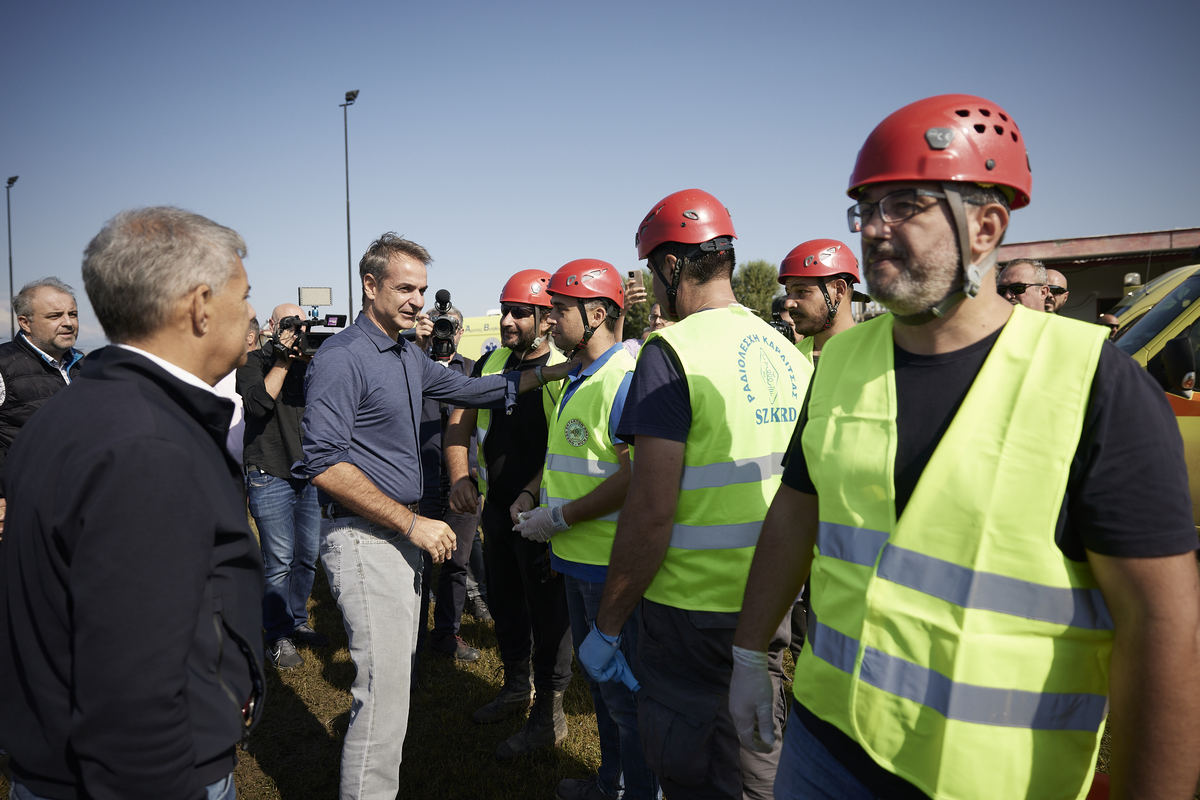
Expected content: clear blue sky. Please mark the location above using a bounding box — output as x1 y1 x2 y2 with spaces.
3 0 1198 350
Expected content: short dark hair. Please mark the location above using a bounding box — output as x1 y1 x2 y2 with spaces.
360 233 432 286
584 297 621 333
647 241 736 286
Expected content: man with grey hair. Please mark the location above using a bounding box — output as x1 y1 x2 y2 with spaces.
0 207 264 800
996 258 1049 311
0 277 84 511
298 233 574 798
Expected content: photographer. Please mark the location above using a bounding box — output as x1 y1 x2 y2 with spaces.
236 302 328 670
417 299 490 663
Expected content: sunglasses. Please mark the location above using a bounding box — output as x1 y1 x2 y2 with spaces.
1047 285 1067 296
997 282 1045 297
500 304 536 320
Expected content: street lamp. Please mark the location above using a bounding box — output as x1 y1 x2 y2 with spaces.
340 90 359 321
5 176 17 340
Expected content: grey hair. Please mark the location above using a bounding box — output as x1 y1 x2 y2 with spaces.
248 317 261 339
359 233 432 286
444 305 464 328
82 207 246 343
999 258 1047 284
13 277 75 317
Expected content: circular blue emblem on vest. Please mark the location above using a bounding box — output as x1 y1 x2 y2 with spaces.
564 419 589 447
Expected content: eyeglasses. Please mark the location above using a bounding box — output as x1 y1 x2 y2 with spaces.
500 304 536 320
847 188 946 233
997 282 1046 297
1047 285 1067 296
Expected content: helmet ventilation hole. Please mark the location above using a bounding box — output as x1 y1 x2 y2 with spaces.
955 109 970 117
993 125 1004 135
974 124 986 133
979 108 991 117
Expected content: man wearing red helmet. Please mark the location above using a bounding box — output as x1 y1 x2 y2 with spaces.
734 95 1200 799
508 259 658 800
777 238 862 364
445 269 575 759
580 189 812 800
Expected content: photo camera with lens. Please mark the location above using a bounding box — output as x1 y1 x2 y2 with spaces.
400 289 459 361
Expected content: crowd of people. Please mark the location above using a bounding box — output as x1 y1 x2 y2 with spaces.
2 91 1200 800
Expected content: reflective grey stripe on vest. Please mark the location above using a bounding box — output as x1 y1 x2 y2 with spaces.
878 545 1114 631
668 520 760 550
807 614 1108 732
540 490 619 522
678 453 785 491
545 452 620 479
818 522 1114 630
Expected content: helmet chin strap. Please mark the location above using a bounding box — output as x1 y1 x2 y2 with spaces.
649 256 683 320
565 299 595 359
892 182 999 327
815 278 839 331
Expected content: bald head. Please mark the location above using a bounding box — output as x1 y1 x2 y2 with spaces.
1045 269 1069 312
270 303 305 331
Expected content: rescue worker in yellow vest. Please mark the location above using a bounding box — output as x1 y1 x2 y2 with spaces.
580 189 812 800
445 269 573 759
508 259 659 800
732 94 1200 800
778 238 862 366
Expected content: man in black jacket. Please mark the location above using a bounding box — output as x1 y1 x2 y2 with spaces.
0 206 264 800
0 277 84 536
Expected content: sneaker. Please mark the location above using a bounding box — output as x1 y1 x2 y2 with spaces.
472 676 534 724
556 777 617 800
291 623 329 648
467 595 493 623
433 635 481 663
268 637 304 670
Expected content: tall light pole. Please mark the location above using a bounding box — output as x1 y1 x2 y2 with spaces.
5 176 17 340
340 90 359 321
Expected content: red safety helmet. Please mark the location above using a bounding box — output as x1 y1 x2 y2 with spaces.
499 269 552 308
634 189 736 260
548 259 625 310
779 239 860 285
848 94 1031 210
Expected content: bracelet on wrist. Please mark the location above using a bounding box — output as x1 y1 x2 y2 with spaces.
405 512 418 539
519 488 537 505
535 365 547 386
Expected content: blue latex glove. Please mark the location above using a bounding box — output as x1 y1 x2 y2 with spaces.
579 622 640 692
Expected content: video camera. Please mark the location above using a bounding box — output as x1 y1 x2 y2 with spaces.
400 289 459 361
267 312 348 359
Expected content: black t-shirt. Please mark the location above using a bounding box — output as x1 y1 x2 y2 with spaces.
236 348 308 478
782 331 1196 798
468 349 553 508
616 339 691 443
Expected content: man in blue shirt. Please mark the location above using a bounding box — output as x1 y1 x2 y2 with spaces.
297 233 574 800
510 260 657 800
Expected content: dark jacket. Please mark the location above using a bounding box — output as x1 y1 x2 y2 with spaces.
0 346 265 800
235 347 307 477
0 334 84 493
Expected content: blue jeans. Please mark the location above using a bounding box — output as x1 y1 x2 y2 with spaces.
247 468 319 642
565 574 661 800
10 773 235 799
774 705 876 800
321 514 424 800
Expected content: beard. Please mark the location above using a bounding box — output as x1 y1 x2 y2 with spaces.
863 236 959 317
502 322 542 352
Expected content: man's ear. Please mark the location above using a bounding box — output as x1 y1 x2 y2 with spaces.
970 202 1009 262
362 273 379 303
189 285 213 336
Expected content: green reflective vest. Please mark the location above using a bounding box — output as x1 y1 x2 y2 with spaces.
796 307 1112 800
475 346 565 497
545 348 636 566
796 335 815 366
644 305 812 611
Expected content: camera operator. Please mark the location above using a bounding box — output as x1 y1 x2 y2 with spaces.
236 302 328 670
417 297 491 663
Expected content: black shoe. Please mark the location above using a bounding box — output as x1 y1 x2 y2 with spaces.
433 635 480 663
268 637 304 670
467 595 493 623
291 623 329 648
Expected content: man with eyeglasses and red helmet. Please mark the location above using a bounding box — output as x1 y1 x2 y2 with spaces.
580 189 811 800
445 269 574 759
507 260 658 800
997 257 1051 311
778 238 864 365
733 94 1200 800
